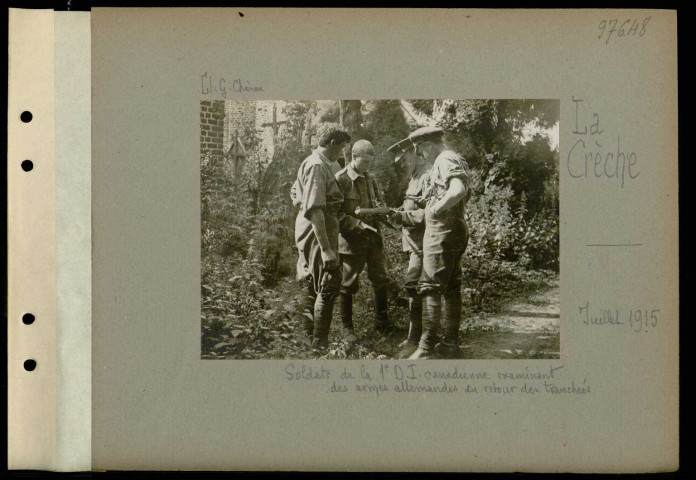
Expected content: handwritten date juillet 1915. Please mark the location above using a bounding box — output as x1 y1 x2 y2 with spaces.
200 72 263 97
579 302 660 332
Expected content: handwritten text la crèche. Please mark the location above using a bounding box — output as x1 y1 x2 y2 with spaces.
567 97 639 188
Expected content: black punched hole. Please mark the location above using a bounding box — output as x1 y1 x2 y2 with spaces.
239 11 244 17
24 359 37 372
21 160 34 172
22 313 35 325
20 111 33 123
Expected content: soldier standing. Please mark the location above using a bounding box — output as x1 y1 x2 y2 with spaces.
335 140 391 342
293 123 351 350
387 137 432 358
407 127 471 359
291 135 344 345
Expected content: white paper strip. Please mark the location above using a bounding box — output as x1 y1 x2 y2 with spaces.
54 10 92 472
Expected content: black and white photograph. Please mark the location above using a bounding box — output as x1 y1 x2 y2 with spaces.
201 99 560 360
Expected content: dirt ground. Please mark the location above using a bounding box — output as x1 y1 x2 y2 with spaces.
303 277 560 360
461 278 560 359
202 274 560 360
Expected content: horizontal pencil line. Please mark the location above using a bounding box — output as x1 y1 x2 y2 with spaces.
585 244 643 247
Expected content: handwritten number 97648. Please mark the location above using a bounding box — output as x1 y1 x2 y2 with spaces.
598 17 651 45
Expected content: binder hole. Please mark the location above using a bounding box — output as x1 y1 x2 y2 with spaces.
24 360 37 372
20 111 33 123
22 313 35 325
21 160 34 172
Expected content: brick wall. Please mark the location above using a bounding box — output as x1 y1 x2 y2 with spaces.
200 100 225 161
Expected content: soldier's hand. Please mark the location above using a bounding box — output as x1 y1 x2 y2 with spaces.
357 221 379 234
389 211 404 225
321 249 338 271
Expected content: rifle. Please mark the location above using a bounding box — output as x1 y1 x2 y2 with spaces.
354 206 423 258
354 206 398 231
354 206 394 217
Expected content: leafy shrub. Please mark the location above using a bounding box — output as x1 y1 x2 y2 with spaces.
511 211 559 271
466 182 516 262
201 152 250 259
461 257 554 314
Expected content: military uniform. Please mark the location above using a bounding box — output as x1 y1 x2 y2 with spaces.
400 164 430 289
394 163 431 356
409 126 471 359
385 136 432 356
291 157 342 339
335 162 390 337
293 150 344 345
418 149 470 295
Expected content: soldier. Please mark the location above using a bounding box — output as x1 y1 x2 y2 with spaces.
335 140 391 342
408 126 471 359
291 137 344 345
387 137 432 358
293 123 351 350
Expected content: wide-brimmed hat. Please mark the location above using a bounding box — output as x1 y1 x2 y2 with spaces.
386 137 414 163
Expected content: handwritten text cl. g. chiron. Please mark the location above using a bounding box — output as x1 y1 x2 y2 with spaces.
200 72 264 98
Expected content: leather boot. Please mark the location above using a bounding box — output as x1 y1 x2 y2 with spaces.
435 288 462 359
373 286 391 334
397 293 422 359
409 293 440 359
312 292 334 350
338 293 357 344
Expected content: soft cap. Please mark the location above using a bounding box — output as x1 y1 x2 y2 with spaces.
408 126 445 143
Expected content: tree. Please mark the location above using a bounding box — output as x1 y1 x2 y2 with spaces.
416 99 560 214
410 99 560 270
245 101 318 281
361 100 412 206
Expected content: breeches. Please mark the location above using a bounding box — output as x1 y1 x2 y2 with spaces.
301 236 342 299
417 247 465 295
403 250 423 293
339 239 389 295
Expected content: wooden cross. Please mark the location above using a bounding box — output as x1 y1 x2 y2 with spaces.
227 130 247 176
260 102 287 135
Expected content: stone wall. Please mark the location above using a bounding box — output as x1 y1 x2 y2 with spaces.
224 101 288 159
223 101 256 154
255 102 276 157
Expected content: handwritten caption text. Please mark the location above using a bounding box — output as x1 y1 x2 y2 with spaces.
200 72 263 97
284 363 591 397
567 96 640 188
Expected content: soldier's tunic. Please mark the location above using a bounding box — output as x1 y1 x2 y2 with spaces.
418 149 471 294
400 163 430 292
291 160 341 207
294 150 344 296
335 163 389 295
